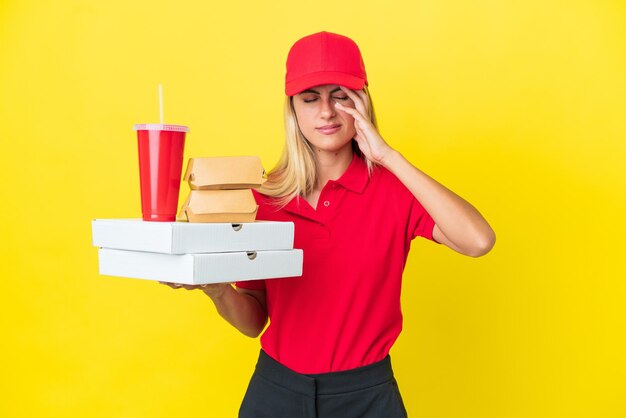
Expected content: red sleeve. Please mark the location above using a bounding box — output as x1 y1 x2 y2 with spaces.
407 195 438 242
235 279 266 290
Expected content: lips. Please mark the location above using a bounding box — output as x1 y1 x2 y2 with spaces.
316 124 341 135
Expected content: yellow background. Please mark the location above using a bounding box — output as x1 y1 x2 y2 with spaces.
1 0 625 417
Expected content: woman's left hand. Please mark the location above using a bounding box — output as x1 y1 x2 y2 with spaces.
335 86 395 165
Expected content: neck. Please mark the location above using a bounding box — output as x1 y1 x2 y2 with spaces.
313 144 354 190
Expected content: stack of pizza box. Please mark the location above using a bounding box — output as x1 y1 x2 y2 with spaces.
92 156 303 285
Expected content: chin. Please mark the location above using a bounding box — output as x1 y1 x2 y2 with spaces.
308 136 354 151
311 144 353 154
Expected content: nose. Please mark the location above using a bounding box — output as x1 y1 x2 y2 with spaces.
320 96 337 119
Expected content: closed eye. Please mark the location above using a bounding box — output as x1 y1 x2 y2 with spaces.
302 96 349 103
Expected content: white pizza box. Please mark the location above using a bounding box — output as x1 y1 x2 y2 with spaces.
98 248 303 285
92 219 294 254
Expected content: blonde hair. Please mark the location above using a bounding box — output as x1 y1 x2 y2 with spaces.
258 86 379 209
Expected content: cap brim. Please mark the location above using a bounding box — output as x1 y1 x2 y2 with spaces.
286 71 366 96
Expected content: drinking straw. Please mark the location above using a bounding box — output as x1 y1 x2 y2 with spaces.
158 84 164 124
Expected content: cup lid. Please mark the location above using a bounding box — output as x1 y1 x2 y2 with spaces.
133 124 189 132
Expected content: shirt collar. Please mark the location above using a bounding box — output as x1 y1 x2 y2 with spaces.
281 152 370 220
333 152 369 194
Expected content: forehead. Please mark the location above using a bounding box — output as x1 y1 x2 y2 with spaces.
299 84 342 94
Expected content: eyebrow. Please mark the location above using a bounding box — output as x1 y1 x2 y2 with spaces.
299 87 343 95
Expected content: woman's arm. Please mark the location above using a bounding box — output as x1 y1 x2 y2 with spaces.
381 150 495 257
160 282 268 337
335 87 496 257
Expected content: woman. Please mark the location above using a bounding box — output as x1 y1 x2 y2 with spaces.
164 31 495 417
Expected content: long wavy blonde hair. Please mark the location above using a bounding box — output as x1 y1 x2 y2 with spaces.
257 86 379 209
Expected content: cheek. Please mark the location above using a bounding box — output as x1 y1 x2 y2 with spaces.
294 108 314 132
343 113 356 133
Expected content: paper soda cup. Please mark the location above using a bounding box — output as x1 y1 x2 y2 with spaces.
134 124 189 221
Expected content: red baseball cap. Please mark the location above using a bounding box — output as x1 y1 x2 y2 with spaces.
285 31 368 96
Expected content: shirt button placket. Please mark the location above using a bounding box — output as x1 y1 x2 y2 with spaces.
319 187 332 227
320 197 331 238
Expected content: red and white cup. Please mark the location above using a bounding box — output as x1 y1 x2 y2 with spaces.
134 124 189 222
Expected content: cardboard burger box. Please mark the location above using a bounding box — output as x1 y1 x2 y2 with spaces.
98 247 303 285
92 219 295 254
183 156 266 190
178 189 258 223
178 156 266 223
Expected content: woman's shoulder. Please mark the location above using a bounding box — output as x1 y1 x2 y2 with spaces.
251 188 288 218
370 162 411 196
251 187 266 203
251 187 283 202
251 188 274 208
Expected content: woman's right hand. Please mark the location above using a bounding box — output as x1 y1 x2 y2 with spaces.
158 281 231 299
159 281 267 338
